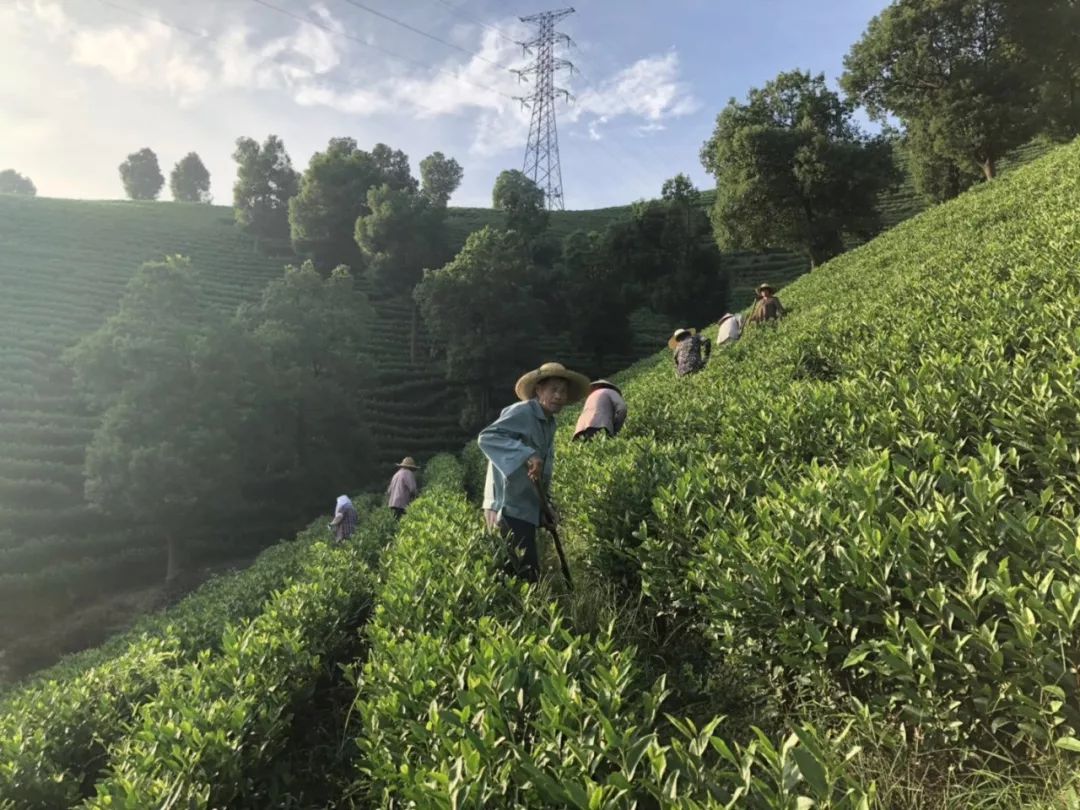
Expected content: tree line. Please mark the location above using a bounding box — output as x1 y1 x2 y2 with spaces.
702 0 1080 268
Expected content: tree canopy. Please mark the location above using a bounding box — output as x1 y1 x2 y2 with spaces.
232 135 300 238
119 148 165 201
355 184 447 295
238 261 375 504
66 256 242 582
289 138 416 271
419 152 464 207
414 227 542 429
842 0 1051 182
169 152 211 203
0 169 36 196
702 70 897 267
492 170 549 239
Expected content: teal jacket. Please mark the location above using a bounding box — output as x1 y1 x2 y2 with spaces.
478 399 556 526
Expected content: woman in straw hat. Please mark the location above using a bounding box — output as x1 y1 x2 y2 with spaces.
669 328 712 377
749 283 786 324
478 361 589 582
387 456 420 520
573 379 627 442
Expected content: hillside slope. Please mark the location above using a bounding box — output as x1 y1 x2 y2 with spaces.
0 138 1076 807
0 198 473 678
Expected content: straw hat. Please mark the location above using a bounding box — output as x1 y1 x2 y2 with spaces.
396 456 419 470
514 362 590 403
590 379 622 395
668 328 695 350
756 283 775 294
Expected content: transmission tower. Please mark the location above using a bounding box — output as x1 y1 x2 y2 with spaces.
513 7 575 211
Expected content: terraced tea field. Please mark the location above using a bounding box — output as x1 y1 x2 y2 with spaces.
1 137 1077 808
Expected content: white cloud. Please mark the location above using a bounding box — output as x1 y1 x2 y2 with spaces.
13 3 695 155
570 51 699 140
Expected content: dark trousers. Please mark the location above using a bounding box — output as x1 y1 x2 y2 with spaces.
391 507 405 521
573 427 609 442
499 515 539 583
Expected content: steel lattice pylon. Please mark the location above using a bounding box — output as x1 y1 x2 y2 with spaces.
513 7 574 211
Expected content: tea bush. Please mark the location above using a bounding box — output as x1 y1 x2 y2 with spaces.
0 498 386 808
547 138 1080 771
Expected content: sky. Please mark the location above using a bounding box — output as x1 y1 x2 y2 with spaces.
0 0 892 209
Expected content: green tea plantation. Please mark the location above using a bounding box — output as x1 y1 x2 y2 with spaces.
1 137 1078 807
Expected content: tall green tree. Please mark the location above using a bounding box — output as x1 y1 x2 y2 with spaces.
119 148 164 201
556 230 634 365
232 135 300 238
492 170 549 239
355 184 446 295
597 183 730 326
415 227 542 428
841 0 1047 181
701 70 897 268
1023 0 1080 141
0 169 36 196
419 151 464 206
169 152 211 203
289 138 416 271
66 256 245 583
238 261 375 508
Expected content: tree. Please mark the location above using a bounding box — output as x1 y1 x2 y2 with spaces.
415 227 543 428
701 70 897 268
492 170 549 239
419 151 464 206
118 148 164 201
0 169 36 196
232 135 300 238
842 0 1046 182
66 256 245 583
169 152 211 203
237 261 375 509
902 122 981 203
355 184 446 295
1022 0 1080 141
556 230 634 365
290 138 416 270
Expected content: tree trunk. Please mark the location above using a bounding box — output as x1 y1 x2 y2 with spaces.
981 158 997 181
165 533 181 584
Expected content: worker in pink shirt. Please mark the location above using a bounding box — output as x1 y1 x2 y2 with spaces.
573 380 627 442
386 456 420 519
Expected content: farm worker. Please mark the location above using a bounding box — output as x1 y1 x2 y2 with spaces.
670 328 712 377
328 495 358 543
478 361 589 583
748 283 786 324
573 380 627 442
387 457 420 520
716 312 744 345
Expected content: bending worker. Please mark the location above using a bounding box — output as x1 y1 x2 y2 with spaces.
573 379 627 441
478 362 589 582
328 495 357 543
670 328 711 377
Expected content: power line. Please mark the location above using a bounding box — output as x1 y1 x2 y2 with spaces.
338 0 516 71
249 0 515 100
423 0 521 48
93 0 209 39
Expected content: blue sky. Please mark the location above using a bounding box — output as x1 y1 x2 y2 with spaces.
0 0 891 208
